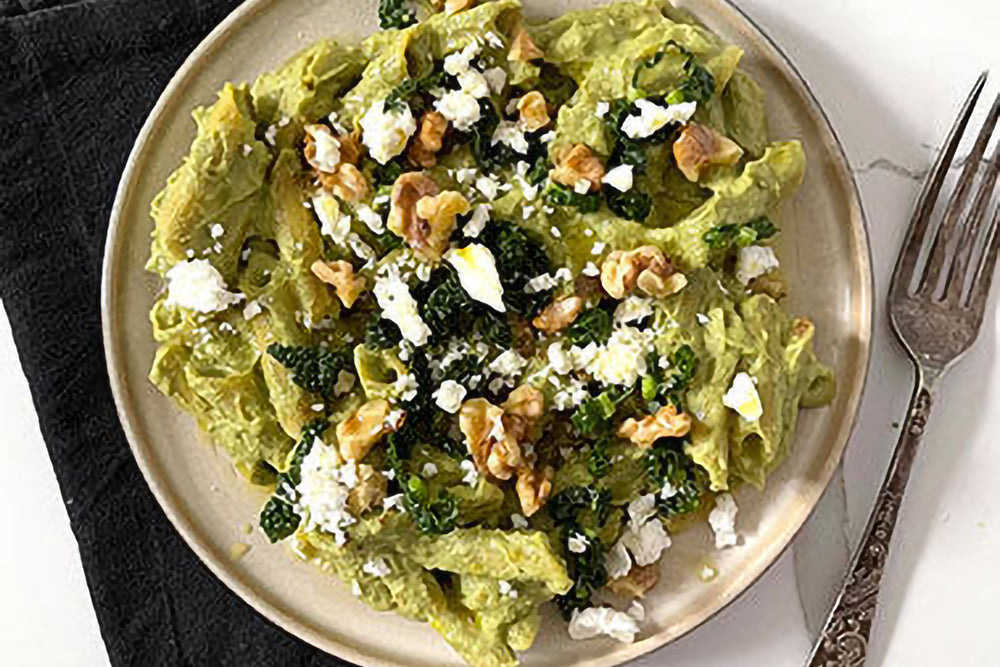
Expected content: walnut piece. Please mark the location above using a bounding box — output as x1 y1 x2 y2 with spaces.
318 163 370 203
460 398 509 474
459 386 544 481
509 27 544 61
310 259 366 308
389 172 441 252
550 143 605 192
517 92 550 133
607 563 660 598
600 246 686 299
413 191 471 259
336 399 402 461
516 466 553 517
407 111 449 168
532 296 583 333
347 465 387 515
749 270 786 301
444 0 476 14
618 404 692 449
673 123 744 182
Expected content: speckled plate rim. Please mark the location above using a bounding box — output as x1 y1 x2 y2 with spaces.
101 1 873 665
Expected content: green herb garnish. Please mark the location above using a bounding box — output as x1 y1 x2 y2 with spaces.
267 344 352 396
703 217 778 249
378 0 416 30
567 307 613 346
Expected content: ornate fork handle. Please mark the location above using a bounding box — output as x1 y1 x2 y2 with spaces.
806 373 935 667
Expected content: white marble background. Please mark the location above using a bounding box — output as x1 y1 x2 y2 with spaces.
2 0 999 664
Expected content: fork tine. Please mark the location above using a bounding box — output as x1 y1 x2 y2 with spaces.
891 72 988 299
967 204 1000 315
918 90 1000 296
947 129 1000 303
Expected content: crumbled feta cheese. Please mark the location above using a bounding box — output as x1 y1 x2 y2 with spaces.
722 372 763 421
492 120 530 154
209 223 224 238
445 244 506 312
660 479 678 500
435 89 482 131
166 259 242 313
620 518 671 566
334 371 356 396
460 459 479 486
455 167 478 184
384 493 405 512
586 327 654 386
483 67 507 94
582 262 600 277
549 224 560 237
568 607 640 644
736 245 779 285
351 580 362 596
595 100 610 118
313 193 351 243
243 300 262 320
476 175 500 200
614 296 654 325
489 349 528 378
696 313 711 325
547 342 573 375
708 493 739 548
443 43 479 76
604 541 632 580
360 99 417 164
355 204 385 234
567 533 589 554
485 31 504 48
497 580 518 598
362 557 391 578
422 462 439 478
591 241 606 255
602 164 634 192
294 441 359 544
264 125 277 146
392 372 419 403
242 143 253 156
434 379 467 413
622 99 697 139
465 203 490 237
627 494 658 528
374 265 432 346
626 601 645 622
573 178 592 195
511 513 529 529
305 124 341 171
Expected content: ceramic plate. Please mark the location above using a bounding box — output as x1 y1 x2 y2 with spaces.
102 1 872 665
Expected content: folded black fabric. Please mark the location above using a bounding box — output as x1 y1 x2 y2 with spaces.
0 1 350 664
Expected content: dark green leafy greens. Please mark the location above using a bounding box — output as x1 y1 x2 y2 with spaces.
267 344 352 397
365 317 403 349
703 217 778 250
644 438 702 517
643 344 699 411
478 220 554 318
545 182 601 213
386 431 460 535
548 486 612 618
258 420 328 543
567 307 612 346
571 386 632 435
586 438 611 478
606 189 653 222
378 0 416 30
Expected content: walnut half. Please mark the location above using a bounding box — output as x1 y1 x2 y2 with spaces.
336 399 403 461
407 111 449 168
413 191 471 259
509 27 544 62
388 172 440 253
517 92 551 133
673 123 744 182
618 404 692 449
550 143 605 193
532 296 583 333
310 260 366 308
516 466 553 518
601 246 687 299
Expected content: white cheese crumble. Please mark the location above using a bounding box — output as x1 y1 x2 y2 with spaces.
359 99 417 164
383 493 405 512
209 223 224 238
445 244 506 312
334 370 356 396
305 124 341 171
626 601 645 622
433 379 467 413
392 372 418 403
166 259 242 313
622 99 697 139
460 459 479 486
595 100 610 118
362 557 391 578
510 513 529 529
422 462 439 478
567 533 589 554
483 67 507 94
736 245 779 285
313 193 351 243
582 261 600 277
492 120 530 154
604 541 632 580
573 178 591 195
708 493 739 548
497 580 518 598
722 372 763 421
547 341 573 375
488 349 528 379
243 300 262 320
620 518 671 566
355 204 385 234
602 164 634 192
614 296 654 325
374 265 432 346
627 494 658 528
464 203 491 237
435 89 482 131
294 441 358 545
476 175 500 200
586 327 654 387
568 607 640 644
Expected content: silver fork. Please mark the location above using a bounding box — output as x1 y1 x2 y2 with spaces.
807 73 1000 666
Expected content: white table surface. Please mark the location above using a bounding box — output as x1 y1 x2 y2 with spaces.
2 0 999 664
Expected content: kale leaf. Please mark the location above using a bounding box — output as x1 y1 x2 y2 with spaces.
365 317 403 349
567 307 613 346
267 344 352 397
259 497 300 543
404 476 459 535
703 217 778 250
548 486 613 618
586 438 611 478
643 344 698 411
644 439 702 517
606 189 653 222
554 537 608 619
571 386 633 435
378 0 416 30
545 182 602 213
258 420 328 543
479 220 554 319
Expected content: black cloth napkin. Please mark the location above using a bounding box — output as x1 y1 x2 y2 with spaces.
0 1 352 664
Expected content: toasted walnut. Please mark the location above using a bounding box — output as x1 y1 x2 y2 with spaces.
749 270 786 301
509 27 544 61
601 246 686 299
303 124 341 174
516 466 553 517
487 431 526 480
618 404 693 449
673 123 744 182
318 163 370 203
459 399 507 473
517 92 550 132
460 389 544 480
607 563 660 598
413 191 471 259
407 111 449 168
444 0 476 14
389 172 440 245
347 465 387 515
310 260 366 308
550 143 605 192
336 399 401 461
532 296 583 333
338 130 364 166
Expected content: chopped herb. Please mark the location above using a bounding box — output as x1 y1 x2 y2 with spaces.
372 158 407 187
586 438 611 478
545 182 601 213
378 0 416 30
267 344 352 396
703 217 778 249
571 386 632 435
644 438 702 517
567 307 612 346
259 497 300 543
605 189 653 221
365 317 403 349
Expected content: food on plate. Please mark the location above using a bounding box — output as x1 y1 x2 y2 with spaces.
145 0 835 664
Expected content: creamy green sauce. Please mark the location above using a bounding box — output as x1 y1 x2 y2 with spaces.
146 1 834 664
